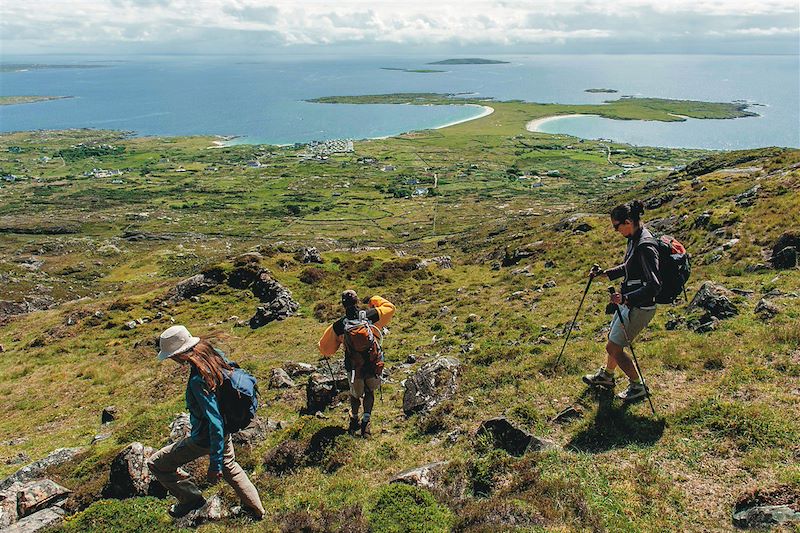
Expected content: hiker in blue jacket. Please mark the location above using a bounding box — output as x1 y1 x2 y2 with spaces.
147 325 264 519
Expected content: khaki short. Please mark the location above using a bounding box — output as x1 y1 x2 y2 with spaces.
609 304 656 347
350 375 381 399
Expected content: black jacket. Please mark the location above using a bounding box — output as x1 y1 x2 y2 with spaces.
606 226 661 308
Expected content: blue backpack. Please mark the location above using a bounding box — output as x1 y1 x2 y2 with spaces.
217 362 259 433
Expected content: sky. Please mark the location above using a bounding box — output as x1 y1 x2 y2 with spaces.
1 0 798 56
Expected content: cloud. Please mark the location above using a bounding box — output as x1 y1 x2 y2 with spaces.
1 0 798 53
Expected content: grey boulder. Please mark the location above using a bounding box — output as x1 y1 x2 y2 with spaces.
104 442 166 499
402 357 461 415
689 282 739 321
269 368 296 389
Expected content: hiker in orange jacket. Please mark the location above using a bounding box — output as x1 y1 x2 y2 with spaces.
319 290 395 437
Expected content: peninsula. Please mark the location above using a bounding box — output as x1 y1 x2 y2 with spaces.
0 96 72 106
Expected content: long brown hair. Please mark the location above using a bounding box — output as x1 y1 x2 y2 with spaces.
183 339 232 392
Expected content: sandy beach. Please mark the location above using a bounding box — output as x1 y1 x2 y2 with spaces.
525 113 596 132
434 104 495 129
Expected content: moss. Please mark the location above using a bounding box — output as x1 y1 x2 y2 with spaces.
367 483 454 533
53 497 181 533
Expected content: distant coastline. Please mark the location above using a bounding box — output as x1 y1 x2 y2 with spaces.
381 67 445 74
1 64 108 73
428 58 509 65
0 96 73 106
585 88 618 93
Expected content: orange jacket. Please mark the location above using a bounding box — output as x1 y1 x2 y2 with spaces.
318 296 395 357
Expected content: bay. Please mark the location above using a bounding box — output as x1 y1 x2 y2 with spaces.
0 54 797 149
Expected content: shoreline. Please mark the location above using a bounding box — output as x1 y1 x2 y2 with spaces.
214 104 496 147
434 104 495 129
525 114 596 132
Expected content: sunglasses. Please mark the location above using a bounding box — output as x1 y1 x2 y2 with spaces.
612 220 626 230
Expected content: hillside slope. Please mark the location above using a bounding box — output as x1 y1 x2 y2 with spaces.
0 135 798 532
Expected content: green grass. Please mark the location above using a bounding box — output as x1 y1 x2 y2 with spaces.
0 110 798 532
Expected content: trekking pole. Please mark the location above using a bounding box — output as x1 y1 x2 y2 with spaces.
323 358 339 393
552 264 600 370
607 286 657 416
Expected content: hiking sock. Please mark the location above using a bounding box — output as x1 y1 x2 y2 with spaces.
362 412 371 424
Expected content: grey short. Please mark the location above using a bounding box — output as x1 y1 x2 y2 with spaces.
608 304 656 347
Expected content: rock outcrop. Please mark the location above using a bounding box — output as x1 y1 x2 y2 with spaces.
249 272 300 328
0 479 70 530
295 247 323 264
402 357 461 415
771 232 800 269
165 273 221 304
688 282 739 328
0 448 83 491
104 442 166 499
305 363 348 414
754 298 780 320
476 417 559 456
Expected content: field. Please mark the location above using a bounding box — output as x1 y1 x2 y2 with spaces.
0 95 798 532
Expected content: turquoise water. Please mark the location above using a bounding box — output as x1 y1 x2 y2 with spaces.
0 54 797 149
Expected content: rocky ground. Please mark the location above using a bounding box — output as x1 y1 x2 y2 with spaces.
0 129 798 532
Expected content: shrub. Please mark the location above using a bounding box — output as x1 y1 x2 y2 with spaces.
300 267 326 285
368 483 453 533
54 497 176 533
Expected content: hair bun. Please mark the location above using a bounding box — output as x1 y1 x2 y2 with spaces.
630 199 645 216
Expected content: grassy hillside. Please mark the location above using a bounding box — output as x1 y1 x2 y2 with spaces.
0 103 798 531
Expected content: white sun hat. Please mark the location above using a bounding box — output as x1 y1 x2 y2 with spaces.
157 325 201 361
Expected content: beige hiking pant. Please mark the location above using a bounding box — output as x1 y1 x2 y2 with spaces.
349 375 380 419
147 435 264 517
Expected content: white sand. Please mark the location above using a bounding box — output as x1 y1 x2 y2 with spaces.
434 104 495 129
525 113 597 132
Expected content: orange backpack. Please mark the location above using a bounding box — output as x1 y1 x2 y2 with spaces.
342 310 385 377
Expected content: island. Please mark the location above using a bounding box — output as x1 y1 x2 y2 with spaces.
381 68 446 73
0 96 72 106
1 64 109 73
428 58 509 65
585 88 618 93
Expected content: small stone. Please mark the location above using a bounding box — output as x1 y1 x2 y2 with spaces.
189 296 201 303
544 260 556 268
174 494 228 529
542 280 557 289
227 315 239 322
466 314 479 323
390 461 450 489
553 406 583 424
772 246 797 269
123 320 137 330
101 406 118 424
269 368 296 389
733 505 800 529
91 433 111 445
754 299 780 320
405 354 417 364
476 417 559 456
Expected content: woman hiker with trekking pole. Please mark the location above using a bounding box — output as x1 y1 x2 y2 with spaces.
583 200 661 403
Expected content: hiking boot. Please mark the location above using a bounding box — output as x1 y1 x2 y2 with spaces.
360 418 371 438
582 368 615 388
617 382 648 402
168 498 206 518
347 416 360 436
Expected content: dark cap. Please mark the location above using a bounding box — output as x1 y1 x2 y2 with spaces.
341 290 358 308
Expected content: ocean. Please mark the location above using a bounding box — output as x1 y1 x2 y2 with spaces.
1 54 797 149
